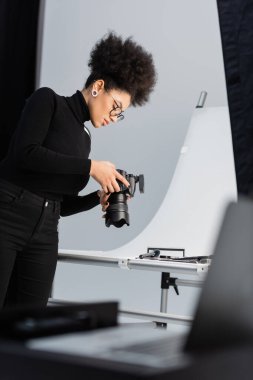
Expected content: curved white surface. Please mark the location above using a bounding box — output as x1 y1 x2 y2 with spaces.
60 106 237 259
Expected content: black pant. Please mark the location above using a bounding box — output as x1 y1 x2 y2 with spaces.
0 179 60 309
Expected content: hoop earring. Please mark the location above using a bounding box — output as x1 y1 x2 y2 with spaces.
92 90 98 97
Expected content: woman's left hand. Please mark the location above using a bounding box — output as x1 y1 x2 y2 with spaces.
97 190 111 212
97 189 132 218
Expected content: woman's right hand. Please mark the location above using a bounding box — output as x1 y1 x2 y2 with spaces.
90 160 130 193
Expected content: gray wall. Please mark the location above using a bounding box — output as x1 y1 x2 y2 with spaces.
39 0 227 251
39 0 227 316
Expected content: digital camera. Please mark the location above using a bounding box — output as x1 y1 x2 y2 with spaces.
105 169 144 228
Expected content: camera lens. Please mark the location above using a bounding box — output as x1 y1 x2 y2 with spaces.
105 193 129 228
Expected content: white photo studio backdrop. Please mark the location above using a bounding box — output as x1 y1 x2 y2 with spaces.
37 0 229 316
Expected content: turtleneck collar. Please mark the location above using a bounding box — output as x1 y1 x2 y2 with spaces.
65 90 90 124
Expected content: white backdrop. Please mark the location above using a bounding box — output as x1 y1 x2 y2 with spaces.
38 0 230 315
38 0 227 251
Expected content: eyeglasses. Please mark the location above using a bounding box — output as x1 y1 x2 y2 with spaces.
107 92 125 121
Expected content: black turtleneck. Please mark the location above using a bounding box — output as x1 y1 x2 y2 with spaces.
0 87 100 216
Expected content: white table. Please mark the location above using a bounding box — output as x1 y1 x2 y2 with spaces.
51 249 210 326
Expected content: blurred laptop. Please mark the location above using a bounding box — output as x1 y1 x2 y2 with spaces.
28 197 253 373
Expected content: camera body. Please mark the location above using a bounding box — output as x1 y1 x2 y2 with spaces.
105 169 144 228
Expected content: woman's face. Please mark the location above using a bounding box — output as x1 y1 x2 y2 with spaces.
84 80 131 128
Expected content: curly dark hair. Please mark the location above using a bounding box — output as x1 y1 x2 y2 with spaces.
85 32 157 106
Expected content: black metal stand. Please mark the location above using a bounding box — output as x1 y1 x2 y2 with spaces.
157 272 179 328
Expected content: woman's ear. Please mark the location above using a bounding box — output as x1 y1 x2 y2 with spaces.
92 79 105 94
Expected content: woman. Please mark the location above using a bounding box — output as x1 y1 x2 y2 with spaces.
0 32 156 309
